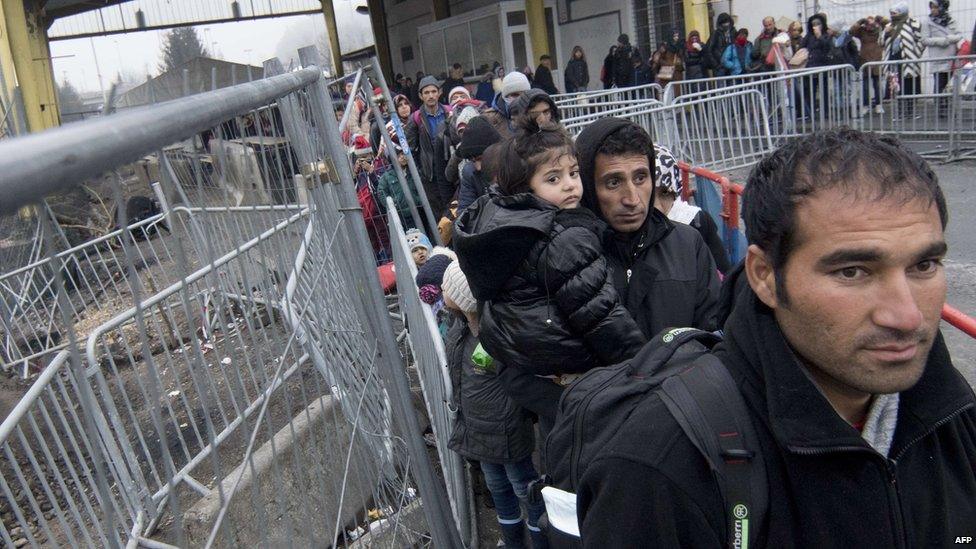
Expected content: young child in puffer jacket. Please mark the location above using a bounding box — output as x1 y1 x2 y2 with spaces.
453 118 645 388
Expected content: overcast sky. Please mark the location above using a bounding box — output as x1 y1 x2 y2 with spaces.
51 2 373 94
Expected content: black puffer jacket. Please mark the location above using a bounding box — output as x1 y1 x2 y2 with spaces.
453 193 645 376
803 14 833 67
446 316 535 463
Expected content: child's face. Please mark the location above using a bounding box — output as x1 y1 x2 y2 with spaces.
412 247 429 265
529 152 582 209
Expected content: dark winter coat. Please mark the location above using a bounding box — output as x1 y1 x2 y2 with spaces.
611 44 635 87
453 193 646 377
405 103 453 216
376 166 423 229
704 13 736 73
576 117 721 338
577 280 976 547
532 64 559 95
601 49 616 88
564 58 589 92
481 92 516 139
457 162 490 212
802 14 834 67
446 317 535 463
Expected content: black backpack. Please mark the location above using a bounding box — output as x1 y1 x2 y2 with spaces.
542 328 768 547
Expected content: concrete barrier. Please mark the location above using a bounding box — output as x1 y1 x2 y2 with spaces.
183 395 375 547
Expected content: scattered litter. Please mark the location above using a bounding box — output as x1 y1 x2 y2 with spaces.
347 526 365 540
367 518 390 534
179 423 188 428
221 357 232 366
168 390 180 397
367 508 384 520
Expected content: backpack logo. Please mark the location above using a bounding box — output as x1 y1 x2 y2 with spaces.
732 503 750 549
662 327 696 343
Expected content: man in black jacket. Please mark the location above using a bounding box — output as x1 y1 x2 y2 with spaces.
577 128 976 547
532 54 559 95
705 12 736 76
406 75 453 218
497 118 720 430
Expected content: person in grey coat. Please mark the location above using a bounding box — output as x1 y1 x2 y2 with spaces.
441 262 546 549
921 0 964 114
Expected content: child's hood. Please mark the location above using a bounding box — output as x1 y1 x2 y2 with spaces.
453 193 556 300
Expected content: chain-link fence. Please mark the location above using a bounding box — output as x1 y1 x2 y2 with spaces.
0 48 461 548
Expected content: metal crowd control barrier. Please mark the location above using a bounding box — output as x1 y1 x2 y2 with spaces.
671 65 859 145
681 160 976 337
387 199 473 545
565 89 775 172
857 55 976 161
553 82 663 106
0 47 462 548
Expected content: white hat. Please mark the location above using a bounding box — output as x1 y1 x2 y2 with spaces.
442 261 477 313
502 72 531 99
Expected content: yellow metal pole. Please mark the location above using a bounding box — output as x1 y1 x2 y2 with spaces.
684 0 712 42
0 0 59 132
366 0 393 80
320 0 344 77
525 0 549 65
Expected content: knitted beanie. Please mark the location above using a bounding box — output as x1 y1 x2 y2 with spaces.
454 106 480 131
418 75 440 93
405 228 432 253
415 253 453 288
502 72 531 98
457 117 501 159
448 86 471 102
442 261 477 313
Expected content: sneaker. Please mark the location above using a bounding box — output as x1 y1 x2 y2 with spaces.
860 106 870 117
874 104 884 114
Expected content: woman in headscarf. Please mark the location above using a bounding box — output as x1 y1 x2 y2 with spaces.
655 28 686 87
685 30 706 80
921 0 963 115
883 1 925 117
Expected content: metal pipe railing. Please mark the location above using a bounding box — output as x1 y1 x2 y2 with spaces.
0 68 322 216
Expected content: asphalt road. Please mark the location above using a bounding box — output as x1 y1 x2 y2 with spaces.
937 160 976 388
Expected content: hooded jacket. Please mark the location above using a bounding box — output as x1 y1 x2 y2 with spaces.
481 92 516 139
705 13 736 72
576 118 720 337
577 271 976 547
453 193 645 377
533 63 559 95
510 89 562 124
803 14 834 67
446 316 535 463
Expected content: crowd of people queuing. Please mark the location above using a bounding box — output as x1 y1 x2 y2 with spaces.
332 5 976 546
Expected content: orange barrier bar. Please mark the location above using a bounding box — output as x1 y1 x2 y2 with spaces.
677 161 976 340
942 304 976 339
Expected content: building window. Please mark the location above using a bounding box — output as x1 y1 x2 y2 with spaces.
651 0 685 51
401 45 414 62
507 11 527 26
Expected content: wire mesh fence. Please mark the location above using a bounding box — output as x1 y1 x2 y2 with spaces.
387 200 472 545
0 48 461 548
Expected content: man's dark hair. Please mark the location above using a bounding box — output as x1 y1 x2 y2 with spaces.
452 62 462 70
540 54 551 61
743 128 947 303
494 117 576 196
596 124 656 187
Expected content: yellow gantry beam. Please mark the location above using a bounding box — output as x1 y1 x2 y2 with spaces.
526 0 549 65
684 0 711 43
320 0 343 77
0 0 60 133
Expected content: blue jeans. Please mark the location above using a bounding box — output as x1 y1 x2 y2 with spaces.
480 456 545 529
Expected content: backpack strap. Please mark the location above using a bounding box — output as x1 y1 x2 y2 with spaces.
659 355 767 549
